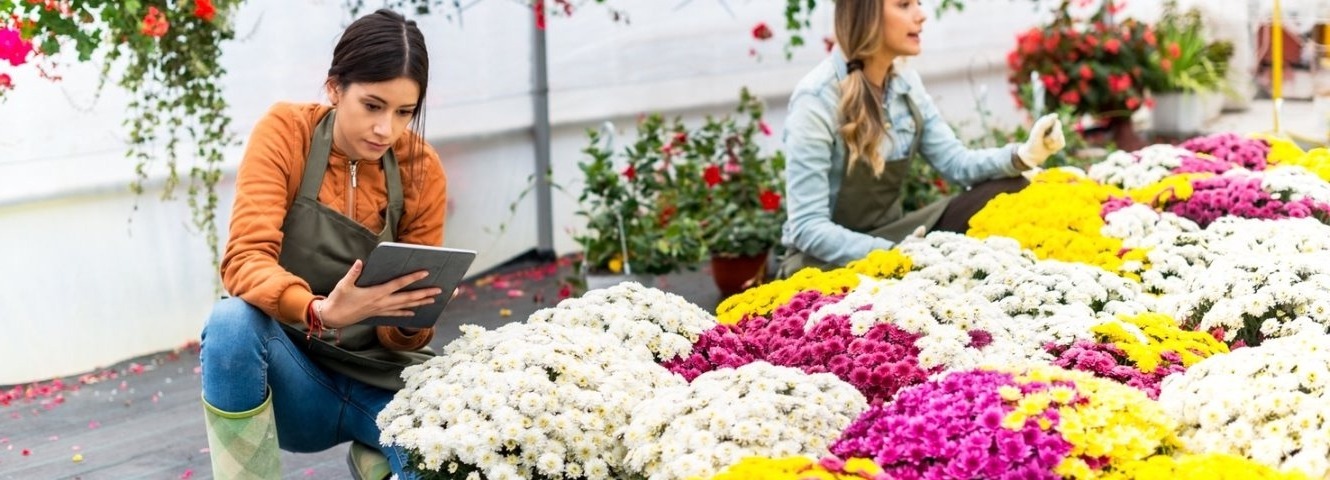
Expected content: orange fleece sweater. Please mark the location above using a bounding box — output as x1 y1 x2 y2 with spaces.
221 102 447 344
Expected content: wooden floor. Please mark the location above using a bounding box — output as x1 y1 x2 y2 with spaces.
0 256 724 479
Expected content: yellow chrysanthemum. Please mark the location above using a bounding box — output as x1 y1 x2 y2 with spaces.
1093 313 1229 374
695 456 886 480
968 169 1144 278
1127 173 1209 207
714 266 861 325
1002 365 1181 480
1102 453 1313 480
845 249 913 280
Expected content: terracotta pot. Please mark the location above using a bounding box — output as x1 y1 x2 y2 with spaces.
710 251 769 297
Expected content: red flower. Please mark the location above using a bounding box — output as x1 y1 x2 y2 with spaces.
194 0 216 22
703 164 722 187
1104 38 1120 55
672 131 687 145
1125 96 1141 110
1166 42 1181 60
533 0 547 30
657 204 677 226
752 22 773 41
759 120 772 136
1078 64 1092 79
1108 73 1132 94
1059 90 1080 105
140 6 169 38
0 73 11 89
759 189 782 212
1159 59 1172 73
622 164 636 181
1144 29 1157 47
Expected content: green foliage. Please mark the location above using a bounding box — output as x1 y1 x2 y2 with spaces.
2 0 238 265
1147 0 1232 93
575 114 707 276
677 87 786 258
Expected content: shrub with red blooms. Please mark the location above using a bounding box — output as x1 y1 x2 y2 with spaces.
1007 0 1162 120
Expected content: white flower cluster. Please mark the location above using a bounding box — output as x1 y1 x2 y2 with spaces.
527 281 717 362
1260 165 1330 204
807 277 1043 370
1159 326 1330 477
1102 204 1209 295
1088 145 1193 190
896 232 1036 290
619 362 867 480
1202 217 1330 257
378 322 685 480
1169 253 1330 344
972 259 1151 319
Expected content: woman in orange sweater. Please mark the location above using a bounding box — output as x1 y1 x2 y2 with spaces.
199 9 446 480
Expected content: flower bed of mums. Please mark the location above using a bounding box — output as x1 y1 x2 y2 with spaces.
377 132 1330 479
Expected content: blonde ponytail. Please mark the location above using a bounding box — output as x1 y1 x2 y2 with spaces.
838 69 887 176
835 0 892 177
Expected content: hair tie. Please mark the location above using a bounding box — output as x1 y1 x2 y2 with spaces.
846 59 864 73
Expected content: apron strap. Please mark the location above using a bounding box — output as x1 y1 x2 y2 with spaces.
903 93 924 161
381 147 403 241
297 111 336 201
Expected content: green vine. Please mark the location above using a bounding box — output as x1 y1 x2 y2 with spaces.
1 0 239 266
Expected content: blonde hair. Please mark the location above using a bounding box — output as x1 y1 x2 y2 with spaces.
835 0 890 176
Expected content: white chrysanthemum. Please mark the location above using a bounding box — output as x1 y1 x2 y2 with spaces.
378 322 685 479
1171 252 1330 345
528 282 716 362
896 232 1036 290
807 277 1046 370
1160 325 1330 477
972 259 1152 322
1088 145 1193 190
1260 164 1330 204
620 362 867 480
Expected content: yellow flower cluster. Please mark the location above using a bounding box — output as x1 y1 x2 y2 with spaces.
1263 136 1330 182
715 266 862 325
694 456 885 480
844 249 913 279
715 250 912 325
1127 173 1208 207
1005 366 1182 480
1102 453 1311 480
968 170 1144 277
1093 313 1229 373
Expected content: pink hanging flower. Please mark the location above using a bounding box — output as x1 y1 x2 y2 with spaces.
0 27 33 67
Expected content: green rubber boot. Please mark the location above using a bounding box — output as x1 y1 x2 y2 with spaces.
347 441 392 480
202 393 281 479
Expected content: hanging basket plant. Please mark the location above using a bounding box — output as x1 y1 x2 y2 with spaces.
1 0 241 264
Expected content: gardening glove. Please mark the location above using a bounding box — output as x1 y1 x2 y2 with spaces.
1016 113 1066 169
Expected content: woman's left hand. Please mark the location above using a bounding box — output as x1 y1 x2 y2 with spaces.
1017 114 1067 168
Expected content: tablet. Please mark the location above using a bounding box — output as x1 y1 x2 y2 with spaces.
353 242 477 329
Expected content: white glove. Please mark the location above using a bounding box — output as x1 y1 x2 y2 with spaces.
1016 113 1066 169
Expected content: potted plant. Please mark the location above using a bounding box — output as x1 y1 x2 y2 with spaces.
678 88 786 296
1007 0 1163 151
574 114 708 290
1146 1 1233 137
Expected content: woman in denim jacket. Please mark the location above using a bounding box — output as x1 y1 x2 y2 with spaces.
778 0 1066 275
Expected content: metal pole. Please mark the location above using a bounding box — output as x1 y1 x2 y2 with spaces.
531 9 556 258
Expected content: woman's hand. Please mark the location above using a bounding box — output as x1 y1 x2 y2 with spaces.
1016 113 1067 169
314 260 443 329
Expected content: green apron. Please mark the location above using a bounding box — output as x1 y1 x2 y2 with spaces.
779 93 948 275
276 110 434 391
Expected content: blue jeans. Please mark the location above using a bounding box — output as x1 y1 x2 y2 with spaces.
200 297 418 479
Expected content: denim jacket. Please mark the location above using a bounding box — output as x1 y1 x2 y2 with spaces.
780 51 1021 266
